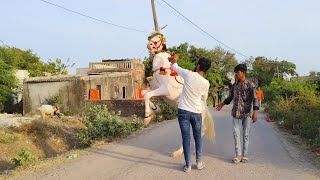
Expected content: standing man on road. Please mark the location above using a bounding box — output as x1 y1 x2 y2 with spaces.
216 64 259 164
217 88 223 104
211 89 217 108
256 87 264 108
171 54 211 173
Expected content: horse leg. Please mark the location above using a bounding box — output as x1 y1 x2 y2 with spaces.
143 87 169 126
149 101 161 113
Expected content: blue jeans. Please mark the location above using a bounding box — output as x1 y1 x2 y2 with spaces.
233 116 251 157
258 100 262 108
178 109 202 167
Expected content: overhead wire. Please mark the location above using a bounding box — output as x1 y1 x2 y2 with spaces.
159 0 249 58
39 0 148 33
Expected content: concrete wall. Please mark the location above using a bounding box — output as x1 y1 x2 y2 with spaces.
83 73 135 100
23 67 145 115
23 78 85 115
88 100 145 118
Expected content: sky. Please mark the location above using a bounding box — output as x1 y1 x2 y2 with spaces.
1 0 319 76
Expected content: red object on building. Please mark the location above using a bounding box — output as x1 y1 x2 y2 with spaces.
136 88 144 100
89 89 100 100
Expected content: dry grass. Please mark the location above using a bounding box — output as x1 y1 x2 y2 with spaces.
0 117 85 173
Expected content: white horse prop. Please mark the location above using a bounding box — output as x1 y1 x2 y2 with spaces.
142 32 215 157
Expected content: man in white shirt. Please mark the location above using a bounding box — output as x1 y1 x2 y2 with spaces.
171 54 211 173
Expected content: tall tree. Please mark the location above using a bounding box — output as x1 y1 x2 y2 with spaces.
45 58 75 75
248 56 297 86
0 60 17 112
0 46 72 77
310 71 317 76
0 46 72 112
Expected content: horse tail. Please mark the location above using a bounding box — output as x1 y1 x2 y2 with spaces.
204 106 215 143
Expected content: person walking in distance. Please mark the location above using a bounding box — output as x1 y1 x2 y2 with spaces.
256 87 264 108
216 64 259 164
211 89 217 108
217 88 223 104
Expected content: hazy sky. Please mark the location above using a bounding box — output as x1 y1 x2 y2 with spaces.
1 0 319 75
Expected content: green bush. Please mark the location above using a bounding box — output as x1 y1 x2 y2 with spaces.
77 105 144 147
49 95 61 105
158 101 178 121
150 98 178 122
265 82 320 147
13 148 37 166
263 79 317 103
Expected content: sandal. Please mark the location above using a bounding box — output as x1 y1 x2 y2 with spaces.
196 162 205 170
241 157 249 163
183 165 191 173
232 155 242 164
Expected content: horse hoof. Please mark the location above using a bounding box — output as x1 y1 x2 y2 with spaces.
144 117 151 126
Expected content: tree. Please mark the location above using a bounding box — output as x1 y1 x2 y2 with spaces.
310 71 317 76
45 58 75 76
248 56 297 86
0 60 17 112
0 46 73 113
0 46 73 77
278 60 297 77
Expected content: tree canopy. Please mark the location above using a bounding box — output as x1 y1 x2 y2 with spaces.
0 46 72 112
144 43 238 91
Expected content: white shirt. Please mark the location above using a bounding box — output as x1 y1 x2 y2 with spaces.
172 63 210 114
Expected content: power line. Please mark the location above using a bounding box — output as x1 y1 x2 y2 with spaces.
159 0 249 58
137 48 148 58
155 0 213 41
0 40 5 46
155 0 188 25
39 0 148 33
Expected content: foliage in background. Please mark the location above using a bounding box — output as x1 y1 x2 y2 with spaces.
0 46 72 113
149 98 178 122
246 56 297 87
263 79 317 102
264 79 320 148
0 60 18 112
144 43 238 91
77 105 144 147
48 95 62 105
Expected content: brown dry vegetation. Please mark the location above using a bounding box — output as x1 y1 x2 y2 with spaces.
0 117 85 172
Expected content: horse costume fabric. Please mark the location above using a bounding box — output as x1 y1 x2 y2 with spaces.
142 32 215 157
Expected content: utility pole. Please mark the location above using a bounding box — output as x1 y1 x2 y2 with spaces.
266 58 280 79
151 0 159 32
275 58 280 79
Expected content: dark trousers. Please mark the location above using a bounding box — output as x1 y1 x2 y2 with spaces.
178 109 203 166
218 95 222 104
212 96 216 107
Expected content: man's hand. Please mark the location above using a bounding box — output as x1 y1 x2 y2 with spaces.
215 103 224 111
252 111 258 123
170 53 179 64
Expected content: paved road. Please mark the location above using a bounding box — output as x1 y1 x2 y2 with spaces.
17 106 320 180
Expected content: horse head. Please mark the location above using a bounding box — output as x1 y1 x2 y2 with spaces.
147 32 171 71
147 32 167 54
